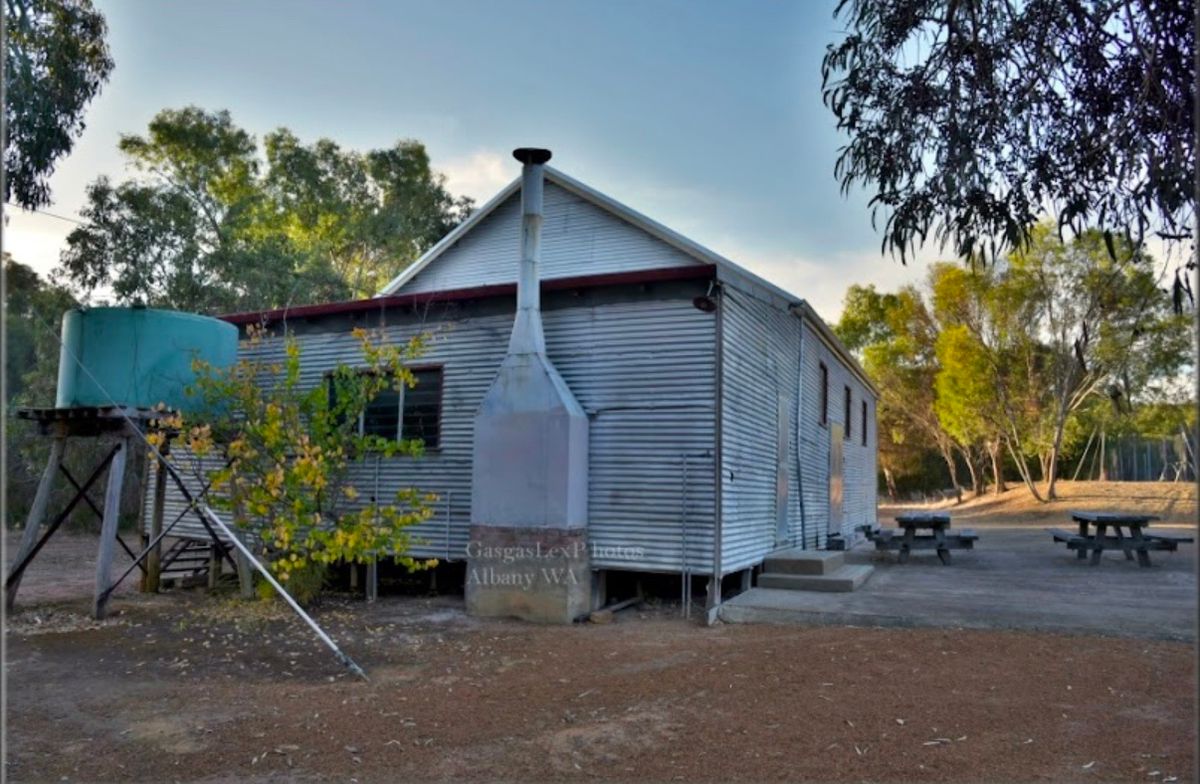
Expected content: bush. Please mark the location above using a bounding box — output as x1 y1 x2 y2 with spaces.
255 560 328 607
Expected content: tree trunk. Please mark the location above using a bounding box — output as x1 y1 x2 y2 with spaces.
939 445 959 491
988 441 1007 495
962 448 981 497
1005 439 1046 502
1045 415 1069 500
1098 429 1108 481
883 467 898 502
1045 445 1061 500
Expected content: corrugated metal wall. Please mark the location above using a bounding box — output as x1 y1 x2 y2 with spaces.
717 284 800 573
796 314 878 545
717 278 878 575
399 182 703 293
146 285 717 573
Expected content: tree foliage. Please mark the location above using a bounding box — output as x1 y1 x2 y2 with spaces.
160 325 438 590
822 0 1195 266
4 0 114 209
837 283 965 497
58 107 472 312
841 226 1191 500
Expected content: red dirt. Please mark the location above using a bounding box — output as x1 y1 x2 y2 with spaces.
6 591 1194 783
5 485 1196 782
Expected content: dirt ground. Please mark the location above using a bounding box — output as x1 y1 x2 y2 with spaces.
5 482 1197 783
881 480 1196 527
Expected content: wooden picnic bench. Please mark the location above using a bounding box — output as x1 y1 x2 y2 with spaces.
1046 511 1193 567
865 513 978 565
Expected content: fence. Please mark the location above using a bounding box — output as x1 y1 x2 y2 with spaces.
1071 431 1196 483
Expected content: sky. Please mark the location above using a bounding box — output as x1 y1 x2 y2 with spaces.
5 0 943 323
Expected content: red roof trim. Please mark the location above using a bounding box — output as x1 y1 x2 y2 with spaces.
220 265 716 326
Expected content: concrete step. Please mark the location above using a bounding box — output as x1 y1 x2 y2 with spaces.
757 564 874 593
762 548 845 576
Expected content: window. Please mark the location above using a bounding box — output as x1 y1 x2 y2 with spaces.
844 386 852 440
819 363 828 425
401 368 442 448
362 385 401 438
861 400 868 446
330 367 443 449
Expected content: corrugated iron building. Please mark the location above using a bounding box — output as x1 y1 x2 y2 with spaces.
148 166 877 609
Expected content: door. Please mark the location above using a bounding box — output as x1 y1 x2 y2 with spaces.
775 396 790 546
829 423 843 536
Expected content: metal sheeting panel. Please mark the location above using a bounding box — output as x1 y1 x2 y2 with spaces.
717 285 801 573
797 318 878 547
142 453 236 544
717 283 878 574
399 182 703 294
146 290 716 573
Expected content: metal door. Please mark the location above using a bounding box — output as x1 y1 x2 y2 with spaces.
829 424 843 535
775 396 790 546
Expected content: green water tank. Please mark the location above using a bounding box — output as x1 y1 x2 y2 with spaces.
55 306 238 410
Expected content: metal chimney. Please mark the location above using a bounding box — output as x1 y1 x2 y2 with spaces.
508 148 551 356
466 148 591 624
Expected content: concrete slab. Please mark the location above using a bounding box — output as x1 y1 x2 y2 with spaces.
757 564 874 592
762 549 845 575
721 527 1197 641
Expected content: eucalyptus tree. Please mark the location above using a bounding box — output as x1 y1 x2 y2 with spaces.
822 0 1195 303
4 0 114 209
58 107 471 312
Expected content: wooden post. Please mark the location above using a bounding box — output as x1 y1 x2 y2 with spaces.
366 559 378 603
236 549 254 599
207 545 221 590
704 575 722 626
590 569 607 611
7 436 66 611
142 451 168 592
93 437 129 619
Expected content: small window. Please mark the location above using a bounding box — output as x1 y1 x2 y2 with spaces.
329 367 443 449
402 368 442 449
844 386 852 440
861 400 868 446
362 385 401 438
819 363 829 425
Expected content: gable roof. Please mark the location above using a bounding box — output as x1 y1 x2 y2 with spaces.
377 165 876 395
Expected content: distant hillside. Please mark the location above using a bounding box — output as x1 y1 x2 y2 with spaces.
880 481 1197 527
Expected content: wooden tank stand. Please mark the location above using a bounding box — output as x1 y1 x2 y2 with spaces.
5 407 236 619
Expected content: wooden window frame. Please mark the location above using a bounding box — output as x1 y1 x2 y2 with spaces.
400 365 444 451
844 386 852 441
327 364 444 451
861 400 868 446
819 362 829 427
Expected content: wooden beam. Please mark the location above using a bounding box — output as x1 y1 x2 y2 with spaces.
93 438 129 619
143 453 169 592
6 437 66 611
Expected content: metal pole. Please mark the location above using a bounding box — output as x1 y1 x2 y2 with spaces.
680 455 689 619
200 505 368 680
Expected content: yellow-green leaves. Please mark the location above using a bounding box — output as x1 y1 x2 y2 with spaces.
173 326 436 589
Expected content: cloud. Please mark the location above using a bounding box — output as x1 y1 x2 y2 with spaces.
437 150 515 204
4 211 75 277
702 236 933 324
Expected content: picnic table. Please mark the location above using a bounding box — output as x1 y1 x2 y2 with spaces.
1047 511 1193 568
864 513 979 565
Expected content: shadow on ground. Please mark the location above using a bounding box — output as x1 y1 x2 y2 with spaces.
723 527 1197 641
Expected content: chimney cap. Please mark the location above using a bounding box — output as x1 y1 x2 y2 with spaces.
513 148 552 165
